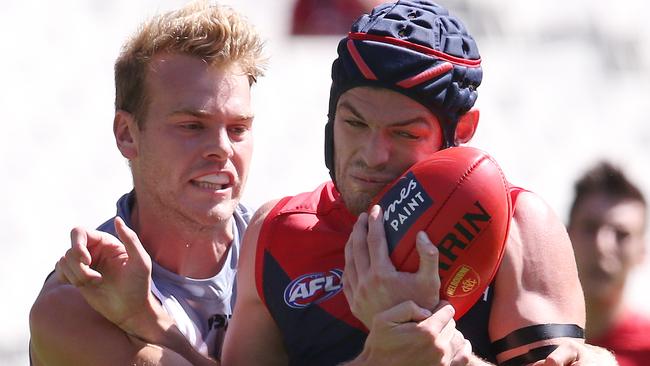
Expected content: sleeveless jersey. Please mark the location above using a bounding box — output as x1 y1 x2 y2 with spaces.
256 182 525 365
97 191 252 359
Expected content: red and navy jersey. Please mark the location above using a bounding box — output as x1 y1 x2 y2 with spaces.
255 182 525 365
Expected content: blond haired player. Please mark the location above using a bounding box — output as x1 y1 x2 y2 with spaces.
29 2 265 364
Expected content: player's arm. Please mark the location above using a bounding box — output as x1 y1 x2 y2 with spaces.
532 341 618 366
29 220 218 366
343 205 441 326
29 275 200 366
343 300 483 366
343 201 615 365
489 191 588 365
342 206 483 365
221 199 289 366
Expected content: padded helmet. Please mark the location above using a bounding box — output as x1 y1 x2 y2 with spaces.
325 0 482 183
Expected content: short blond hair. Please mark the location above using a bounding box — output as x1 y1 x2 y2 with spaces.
115 1 266 127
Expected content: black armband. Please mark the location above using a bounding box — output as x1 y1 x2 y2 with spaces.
492 323 584 354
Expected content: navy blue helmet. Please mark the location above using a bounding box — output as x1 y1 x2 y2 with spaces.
325 0 482 182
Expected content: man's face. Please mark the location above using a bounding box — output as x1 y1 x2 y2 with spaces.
568 192 646 302
333 86 443 216
130 53 254 228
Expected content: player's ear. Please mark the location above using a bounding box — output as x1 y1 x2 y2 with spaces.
114 110 139 160
455 108 479 145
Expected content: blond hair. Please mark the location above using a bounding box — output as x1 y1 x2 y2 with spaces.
115 1 266 127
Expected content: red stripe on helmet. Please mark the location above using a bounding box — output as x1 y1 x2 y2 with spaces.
396 62 453 88
348 32 481 68
346 39 378 80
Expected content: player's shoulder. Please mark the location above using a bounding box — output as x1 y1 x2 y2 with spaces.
510 190 559 228
273 182 334 216
250 199 284 228
32 274 81 310
30 276 88 346
242 198 287 252
506 189 572 258
250 182 334 227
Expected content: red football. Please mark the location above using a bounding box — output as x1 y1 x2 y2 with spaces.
371 146 512 319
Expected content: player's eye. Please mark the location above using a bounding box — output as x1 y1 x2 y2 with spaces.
228 125 249 136
615 229 630 243
180 122 204 130
345 119 367 128
395 130 419 140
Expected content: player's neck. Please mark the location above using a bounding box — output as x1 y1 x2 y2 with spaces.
130 199 234 279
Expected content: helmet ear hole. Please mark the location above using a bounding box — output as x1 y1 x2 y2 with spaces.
454 108 479 145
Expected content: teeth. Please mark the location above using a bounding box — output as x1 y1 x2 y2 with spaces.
195 181 223 190
195 173 229 185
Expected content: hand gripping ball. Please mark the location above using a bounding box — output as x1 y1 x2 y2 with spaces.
371 146 512 319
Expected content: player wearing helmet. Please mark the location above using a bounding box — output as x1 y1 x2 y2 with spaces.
221 1 614 365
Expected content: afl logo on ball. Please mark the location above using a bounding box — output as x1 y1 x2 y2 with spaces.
284 269 343 309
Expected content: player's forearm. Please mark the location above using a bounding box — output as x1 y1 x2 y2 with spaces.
118 294 178 347
341 352 493 366
128 334 220 366
30 324 206 366
118 334 219 366
119 295 219 365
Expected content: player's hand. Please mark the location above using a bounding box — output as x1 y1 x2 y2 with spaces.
532 340 618 366
56 218 219 364
351 300 471 366
343 205 440 327
56 217 158 337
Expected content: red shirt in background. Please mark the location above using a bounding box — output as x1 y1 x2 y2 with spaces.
590 311 650 366
291 0 368 35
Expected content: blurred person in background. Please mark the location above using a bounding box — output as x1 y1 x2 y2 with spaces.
28 1 266 365
291 0 384 35
568 161 650 366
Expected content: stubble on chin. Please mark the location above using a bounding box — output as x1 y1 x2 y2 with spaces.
207 200 239 222
336 165 380 216
339 187 375 216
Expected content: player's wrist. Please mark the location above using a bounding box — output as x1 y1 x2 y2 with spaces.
119 294 175 346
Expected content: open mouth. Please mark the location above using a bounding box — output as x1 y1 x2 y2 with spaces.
191 173 233 191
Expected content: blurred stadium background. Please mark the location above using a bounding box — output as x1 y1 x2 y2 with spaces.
1 0 649 364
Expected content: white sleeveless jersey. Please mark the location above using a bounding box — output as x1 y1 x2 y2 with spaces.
96 192 252 359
